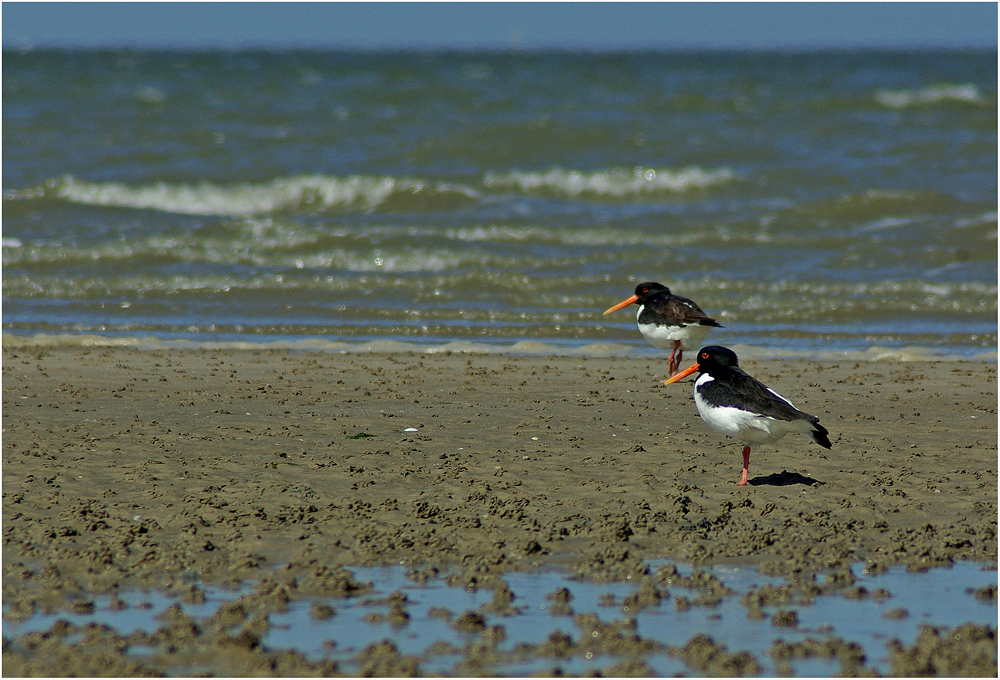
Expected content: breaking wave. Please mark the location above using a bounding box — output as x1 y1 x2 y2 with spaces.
874 84 986 108
10 175 479 217
6 166 736 217
484 166 736 197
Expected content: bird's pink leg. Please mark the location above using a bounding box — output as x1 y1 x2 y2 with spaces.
738 446 751 486
668 341 681 375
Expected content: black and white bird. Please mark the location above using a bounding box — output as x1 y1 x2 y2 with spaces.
603 281 721 376
663 346 832 486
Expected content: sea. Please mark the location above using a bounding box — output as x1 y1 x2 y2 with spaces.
3 49 997 360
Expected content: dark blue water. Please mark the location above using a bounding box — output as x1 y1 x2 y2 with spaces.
4 50 996 358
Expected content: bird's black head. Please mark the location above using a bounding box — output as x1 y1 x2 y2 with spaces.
634 281 669 300
694 345 740 372
662 345 740 385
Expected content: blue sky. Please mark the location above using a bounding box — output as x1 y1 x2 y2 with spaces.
3 2 996 50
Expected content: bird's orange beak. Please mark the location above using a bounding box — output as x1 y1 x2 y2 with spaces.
661 361 700 384
603 294 638 315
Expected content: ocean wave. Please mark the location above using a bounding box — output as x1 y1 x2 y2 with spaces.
483 166 735 197
6 262 995 317
953 212 998 231
5 166 734 217
3 331 993 362
874 84 985 108
0 238 492 274
0 218 794 270
792 189 965 222
10 175 482 217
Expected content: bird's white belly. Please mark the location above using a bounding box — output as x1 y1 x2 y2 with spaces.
637 318 712 351
693 390 803 445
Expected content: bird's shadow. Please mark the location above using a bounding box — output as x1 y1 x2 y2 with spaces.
748 470 824 487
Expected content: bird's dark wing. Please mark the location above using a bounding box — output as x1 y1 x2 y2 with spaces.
700 368 818 423
644 293 722 327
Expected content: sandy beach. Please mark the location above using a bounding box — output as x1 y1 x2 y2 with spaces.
3 345 996 675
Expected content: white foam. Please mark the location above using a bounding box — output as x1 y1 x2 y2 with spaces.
484 166 735 197
953 212 998 230
875 84 983 108
439 224 706 247
50 174 480 217
856 216 919 232
29 167 733 217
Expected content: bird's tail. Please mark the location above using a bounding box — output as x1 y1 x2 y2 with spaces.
809 420 832 449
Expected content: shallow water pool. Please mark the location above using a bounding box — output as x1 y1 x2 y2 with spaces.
4 560 995 676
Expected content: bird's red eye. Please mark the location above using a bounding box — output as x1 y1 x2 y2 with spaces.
701 352 709 358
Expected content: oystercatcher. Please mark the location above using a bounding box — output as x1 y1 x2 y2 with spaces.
663 346 831 486
603 282 721 376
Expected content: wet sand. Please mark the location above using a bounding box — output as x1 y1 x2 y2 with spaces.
3 346 997 675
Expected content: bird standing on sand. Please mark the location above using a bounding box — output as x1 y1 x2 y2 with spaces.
663 346 832 486
603 281 721 376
